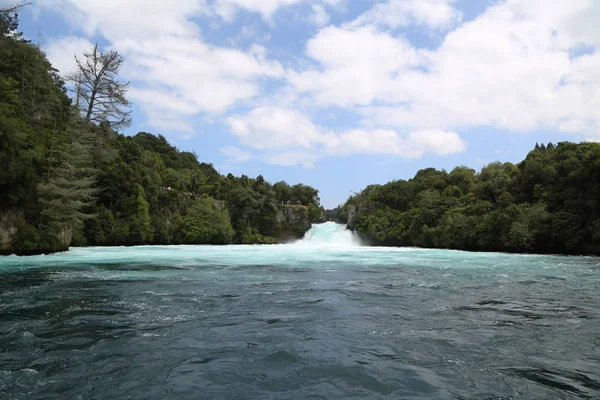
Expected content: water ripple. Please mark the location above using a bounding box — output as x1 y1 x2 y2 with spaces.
0 245 599 399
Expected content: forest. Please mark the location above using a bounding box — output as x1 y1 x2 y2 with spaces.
0 9 322 255
337 142 600 255
2 7 600 256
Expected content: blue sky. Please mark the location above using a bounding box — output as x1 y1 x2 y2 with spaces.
9 0 600 207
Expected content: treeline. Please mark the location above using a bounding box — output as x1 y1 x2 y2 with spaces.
0 9 321 254
79 130 322 248
342 142 600 255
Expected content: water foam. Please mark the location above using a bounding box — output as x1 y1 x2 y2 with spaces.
297 222 361 247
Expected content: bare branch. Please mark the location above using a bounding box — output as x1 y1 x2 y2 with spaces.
66 43 132 129
0 1 31 13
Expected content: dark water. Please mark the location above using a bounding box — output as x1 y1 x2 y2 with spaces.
1 243 600 399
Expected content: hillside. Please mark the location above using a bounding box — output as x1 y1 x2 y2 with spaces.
0 10 322 255
342 142 600 255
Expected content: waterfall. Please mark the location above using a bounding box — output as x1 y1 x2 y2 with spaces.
297 222 360 247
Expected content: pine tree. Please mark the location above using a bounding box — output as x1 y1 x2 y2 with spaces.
37 115 98 249
129 184 153 244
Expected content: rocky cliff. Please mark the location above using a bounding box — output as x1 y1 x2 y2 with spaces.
0 210 23 255
0 210 72 255
346 206 356 231
276 205 312 242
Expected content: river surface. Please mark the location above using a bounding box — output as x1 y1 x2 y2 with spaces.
1 222 600 399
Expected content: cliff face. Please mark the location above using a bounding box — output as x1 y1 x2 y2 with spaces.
346 206 356 231
347 203 378 233
213 199 226 211
277 205 312 242
55 226 73 252
0 210 72 255
0 210 23 254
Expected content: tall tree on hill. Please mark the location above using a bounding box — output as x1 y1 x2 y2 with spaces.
0 7 19 36
68 44 131 129
0 2 30 29
37 115 99 248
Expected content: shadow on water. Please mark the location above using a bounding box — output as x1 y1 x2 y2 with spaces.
503 367 600 395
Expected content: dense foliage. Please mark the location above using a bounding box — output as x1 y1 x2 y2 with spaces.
345 142 600 255
0 12 322 254
79 130 323 248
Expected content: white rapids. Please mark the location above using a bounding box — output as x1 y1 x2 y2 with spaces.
296 222 361 248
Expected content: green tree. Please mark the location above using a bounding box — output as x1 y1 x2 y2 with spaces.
182 198 234 244
37 121 98 250
129 184 153 244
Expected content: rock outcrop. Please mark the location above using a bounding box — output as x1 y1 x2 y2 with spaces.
0 210 23 254
0 210 73 255
346 206 356 231
55 226 73 252
213 199 226 211
276 205 312 242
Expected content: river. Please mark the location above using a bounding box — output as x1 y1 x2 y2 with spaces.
1 222 599 399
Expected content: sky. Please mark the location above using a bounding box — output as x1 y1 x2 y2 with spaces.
6 0 600 208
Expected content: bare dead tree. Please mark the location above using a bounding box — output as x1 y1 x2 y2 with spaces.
67 44 132 129
0 1 31 13
0 2 30 35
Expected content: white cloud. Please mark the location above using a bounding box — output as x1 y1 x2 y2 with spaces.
35 0 600 170
211 0 342 22
321 0 344 6
404 130 466 156
289 26 423 106
116 37 284 115
146 115 195 134
44 36 94 75
128 88 199 117
227 107 335 149
292 0 600 139
38 0 286 135
221 146 253 163
0 0 23 9
212 0 302 21
119 37 284 120
310 4 329 26
327 129 465 158
350 0 462 30
264 151 318 168
227 107 465 167
37 0 205 39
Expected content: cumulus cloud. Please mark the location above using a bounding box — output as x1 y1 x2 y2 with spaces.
37 0 205 39
327 129 465 158
221 146 253 163
33 0 600 169
212 0 303 21
264 151 319 168
37 0 285 134
227 107 336 150
310 4 330 26
44 36 94 75
226 107 465 167
211 0 343 22
0 0 23 8
289 26 423 106
292 0 600 139
117 37 284 115
350 0 462 30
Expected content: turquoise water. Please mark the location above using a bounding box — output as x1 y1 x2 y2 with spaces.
1 223 600 399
